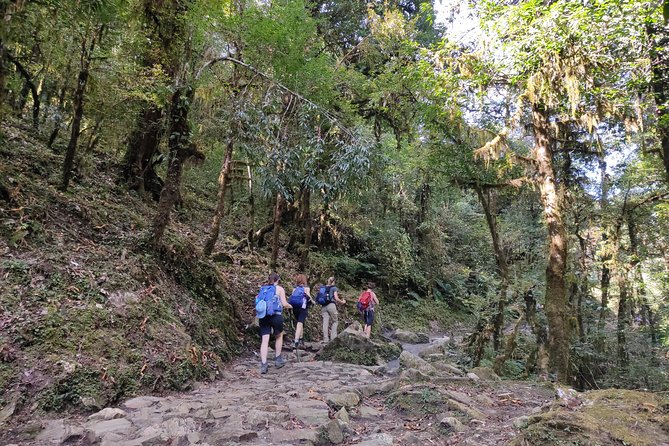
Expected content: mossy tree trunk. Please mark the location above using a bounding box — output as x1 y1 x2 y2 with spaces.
523 287 549 376
533 103 571 383
61 26 104 191
203 57 242 256
203 138 235 256
151 86 194 246
475 185 510 353
616 267 630 368
5 52 39 129
298 186 312 271
270 192 284 270
123 106 164 198
648 20 669 183
627 212 656 343
598 157 611 333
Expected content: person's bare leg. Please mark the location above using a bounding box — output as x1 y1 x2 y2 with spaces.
261 334 270 362
295 322 303 343
275 331 284 357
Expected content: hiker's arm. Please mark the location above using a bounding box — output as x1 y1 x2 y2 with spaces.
277 287 289 308
334 290 346 304
305 287 316 304
372 292 379 305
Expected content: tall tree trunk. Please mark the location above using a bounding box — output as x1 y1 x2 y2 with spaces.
247 163 255 243
298 187 312 271
627 212 656 343
270 193 284 270
5 52 39 129
202 56 242 255
648 21 669 183
532 103 571 383
524 287 549 377
575 233 588 341
598 157 611 330
475 185 510 353
616 268 630 368
123 106 164 197
203 139 235 256
150 86 193 246
317 203 328 249
61 27 103 191
0 42 7 116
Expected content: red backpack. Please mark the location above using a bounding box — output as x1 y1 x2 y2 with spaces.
357 290 373 312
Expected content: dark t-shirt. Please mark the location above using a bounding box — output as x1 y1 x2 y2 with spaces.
328 286 338 303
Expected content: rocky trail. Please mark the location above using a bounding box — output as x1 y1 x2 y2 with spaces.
3 326 558 446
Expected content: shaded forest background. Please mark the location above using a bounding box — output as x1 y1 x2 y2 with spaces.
1 0 669 417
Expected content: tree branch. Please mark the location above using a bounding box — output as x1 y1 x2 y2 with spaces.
197 55 356 138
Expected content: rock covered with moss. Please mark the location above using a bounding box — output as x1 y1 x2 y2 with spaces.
510 389 669 446
319 324 401 366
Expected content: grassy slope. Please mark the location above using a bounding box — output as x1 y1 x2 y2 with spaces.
0 120 260 421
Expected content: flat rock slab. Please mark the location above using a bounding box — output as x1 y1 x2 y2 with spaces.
268 428 319 443
36 420 84 444
354 433 394 446
325 392 360 409
123 396 164 409
85 418 134 440
88 408 127 422
358 406 383 418
287 400 330 426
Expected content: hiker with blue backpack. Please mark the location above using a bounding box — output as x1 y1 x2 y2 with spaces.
287 273 314 349
255 272 290 374
318 276 347 343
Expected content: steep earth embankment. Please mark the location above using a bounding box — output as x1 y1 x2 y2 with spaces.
0 121 254 426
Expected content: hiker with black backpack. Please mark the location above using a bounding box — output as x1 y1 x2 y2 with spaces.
318 276 346 343
287 273 314 350
254 272 290 374
357 282 379 338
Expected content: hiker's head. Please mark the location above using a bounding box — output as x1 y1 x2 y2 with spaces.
294 274 307 286
366 281 376 290
268 272 280 284
327 276 335 286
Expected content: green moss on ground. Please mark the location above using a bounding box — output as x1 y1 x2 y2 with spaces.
511 389 669 446
386 386 447 416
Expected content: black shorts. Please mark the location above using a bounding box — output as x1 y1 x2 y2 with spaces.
292 305 308 323
363 310 374 326
259 314 284 336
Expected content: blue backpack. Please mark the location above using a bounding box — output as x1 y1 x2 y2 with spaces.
255 285 281 318
316 286 332 306
288 286 306 307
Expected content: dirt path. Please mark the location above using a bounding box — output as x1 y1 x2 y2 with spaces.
3 338 555 446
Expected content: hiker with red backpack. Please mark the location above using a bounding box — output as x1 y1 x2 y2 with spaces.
318 276 347 343
287 273 314 350
254 273 290 374
357 282 379 338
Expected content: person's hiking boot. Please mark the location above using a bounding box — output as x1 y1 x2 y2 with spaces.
275 355 286 369
260 362 269 374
